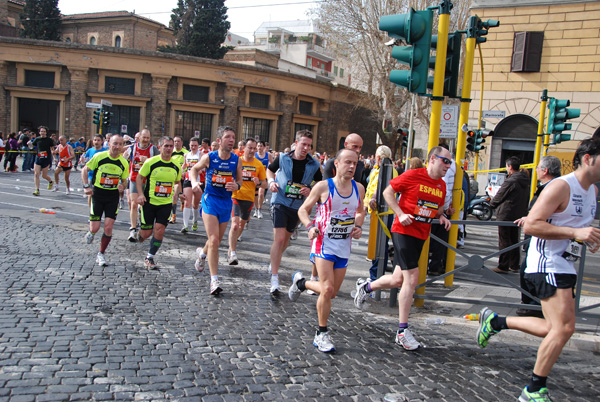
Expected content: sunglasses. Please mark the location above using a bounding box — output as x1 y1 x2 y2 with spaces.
434 155 452 165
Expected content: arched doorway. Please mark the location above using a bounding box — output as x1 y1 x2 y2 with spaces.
492 114 537 168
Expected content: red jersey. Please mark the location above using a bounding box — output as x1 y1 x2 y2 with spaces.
389 168 446 240
58 144 73 168
198 147 210 183
129 143 154 181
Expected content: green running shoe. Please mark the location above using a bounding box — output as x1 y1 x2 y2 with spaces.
477 307 499 348
192 221 198 231
519 386 552 402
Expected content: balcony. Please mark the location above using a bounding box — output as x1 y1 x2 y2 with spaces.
306 44 336 62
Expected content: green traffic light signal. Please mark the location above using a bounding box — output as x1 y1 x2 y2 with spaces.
380 8 433 94
92 109 102 125
547 98 580 144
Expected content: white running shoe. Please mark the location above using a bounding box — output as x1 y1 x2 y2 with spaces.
228 251 238 266
238 233 243 242
210 279 222 295
65 188 71 195
52 186 59 192
253 209 258 218
270 276 280 294
313 331 335 353
395 328 421 351
85 231 95 244
128 228 137 243
290 228 298 240
354 278 370 309
194 247 206 272
288 271 304 302
256 209 263 219
96 252 107 267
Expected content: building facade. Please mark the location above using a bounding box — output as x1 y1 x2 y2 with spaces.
468 0 600 174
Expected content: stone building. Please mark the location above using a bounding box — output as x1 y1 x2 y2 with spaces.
469 0 600 173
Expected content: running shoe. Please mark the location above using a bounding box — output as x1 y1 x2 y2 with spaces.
181 226 188 234
192 221 198 231
306 276 318 295
65 188 71 195
52 185 59 192
256 209 263 219
228 251 238 266
477 307 499 348
32 189 40 196
128 228 137 243
119 198 124 209
395 328 421 351
168 214 176 224
253 209 258 218
96 252 107 267
354 278 370 309
290 228 298 240
210 279 222 295
288 271 304 302
313 331 335 353
270 276 280 294
85 231 95 244
194 247 206 272
144 257 157 270
238 233 243 242
47 180 53 190
519 386 552 402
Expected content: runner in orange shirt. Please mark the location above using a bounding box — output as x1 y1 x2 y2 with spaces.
52 136 75 194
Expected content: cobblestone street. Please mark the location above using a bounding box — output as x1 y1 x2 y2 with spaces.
0 213 598 402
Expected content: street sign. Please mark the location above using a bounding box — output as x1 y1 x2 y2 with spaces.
101 99 113 107
121 125 128 134
86 102 102 109
482 110 505 119
439 105 459 139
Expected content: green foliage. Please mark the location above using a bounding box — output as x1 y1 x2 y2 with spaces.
164 0 232 59
20 0 62 41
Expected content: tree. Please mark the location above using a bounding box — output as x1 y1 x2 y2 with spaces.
20 0 62 41
312 0 471 155
165 0 232 59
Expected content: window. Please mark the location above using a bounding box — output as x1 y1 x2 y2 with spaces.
511 32 544 73
102 105 141 136
306 57 312 68
175 111 213 142
65 37 71 44
334 66 338 76
249 93 270 109
243 117 271 143
299 100 313 116
340 68 344 78
89 36 96 45
105 76 135 95
24 70 55 88
115 35 121 48
294 123 314 133
182 85 210 102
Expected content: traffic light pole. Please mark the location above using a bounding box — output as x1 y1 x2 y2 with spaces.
531 90 548 201
416 0 452 308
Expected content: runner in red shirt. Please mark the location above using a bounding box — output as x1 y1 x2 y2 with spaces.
353 146 452 350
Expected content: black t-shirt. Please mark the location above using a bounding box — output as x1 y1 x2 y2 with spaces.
323 157 365 182
32 137 55 158
268 155 323 184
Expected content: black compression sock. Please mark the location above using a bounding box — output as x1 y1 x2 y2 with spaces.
528 373 547 392
490 316 508 331
297 278 307 291
317 326 328 334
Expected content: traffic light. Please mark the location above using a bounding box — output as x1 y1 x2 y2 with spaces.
379 8 433 94
102 111 112 127
473 17 500 43
398 128 409 149
547 98 580 144
427 32 462 98
466 130 477 151
466 130 486 152
93 108 102 126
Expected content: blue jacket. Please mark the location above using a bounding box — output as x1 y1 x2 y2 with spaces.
271 151 321 210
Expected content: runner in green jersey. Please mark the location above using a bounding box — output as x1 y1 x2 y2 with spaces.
81 134 129 267
136 136 184 269
169 136 189 224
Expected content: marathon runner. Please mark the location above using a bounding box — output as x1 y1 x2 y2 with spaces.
52 135 75 194
181 137 203 233
253 140 272 219
169 136 189 224
80 134 107 206
29 126 55 196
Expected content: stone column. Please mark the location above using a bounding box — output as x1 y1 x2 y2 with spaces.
223 84 243 131
0 62 8 134
151 74 171 137
67 67 89 139
317 100 332 152
279 92 297 150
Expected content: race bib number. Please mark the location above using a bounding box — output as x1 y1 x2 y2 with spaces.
285 181 304 199
242 167 256 182
99 173 120 189
154 181 173 197
413 199 439 224
562 239 583 262
133 159 144 173
327 216 355 240
38 151 48 158
211 170 233 188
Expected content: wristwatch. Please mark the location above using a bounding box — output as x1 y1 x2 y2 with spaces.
83 183 90 189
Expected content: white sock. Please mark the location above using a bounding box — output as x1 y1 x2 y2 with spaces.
183 207 191 227
211 275 218 282
193 208 200 222
200 249 207 259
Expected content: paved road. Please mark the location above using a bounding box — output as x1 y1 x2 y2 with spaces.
0 169 599 401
